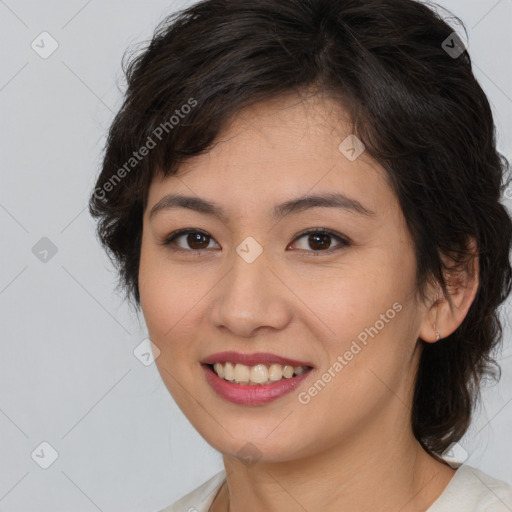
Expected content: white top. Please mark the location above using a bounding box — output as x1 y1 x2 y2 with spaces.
157 464 512 512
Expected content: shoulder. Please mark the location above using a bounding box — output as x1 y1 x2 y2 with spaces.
155 470 226 512
428 464 512 512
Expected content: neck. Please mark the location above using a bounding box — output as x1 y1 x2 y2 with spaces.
211 411 456 512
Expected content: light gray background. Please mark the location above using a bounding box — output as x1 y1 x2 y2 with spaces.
1 1 511 511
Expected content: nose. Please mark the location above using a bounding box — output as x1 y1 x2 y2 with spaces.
210 250 292 337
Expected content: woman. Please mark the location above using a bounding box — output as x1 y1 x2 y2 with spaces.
89 0 512 510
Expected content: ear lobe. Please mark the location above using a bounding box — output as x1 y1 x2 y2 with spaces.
419 236 479 343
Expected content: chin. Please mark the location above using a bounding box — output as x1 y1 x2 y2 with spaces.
203 430 308 465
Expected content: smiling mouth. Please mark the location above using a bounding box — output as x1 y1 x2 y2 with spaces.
205 362 314 385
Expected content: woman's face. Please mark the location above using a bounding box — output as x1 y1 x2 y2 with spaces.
139 92 431 463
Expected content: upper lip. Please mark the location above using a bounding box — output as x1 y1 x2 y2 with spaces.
201 351 314 368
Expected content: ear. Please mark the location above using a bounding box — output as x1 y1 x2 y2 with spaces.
418 236 479 343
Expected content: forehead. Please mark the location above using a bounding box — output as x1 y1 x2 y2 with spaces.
211 92 355 160
146 92 395 220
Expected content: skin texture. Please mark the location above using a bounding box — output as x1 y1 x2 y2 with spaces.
138 91 479 512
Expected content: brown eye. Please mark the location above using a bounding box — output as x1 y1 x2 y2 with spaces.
289 229 350 254
162 229 219 252
307 233 331 250
182 232 210 250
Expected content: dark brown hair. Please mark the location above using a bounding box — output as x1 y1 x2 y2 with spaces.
88 0 512 455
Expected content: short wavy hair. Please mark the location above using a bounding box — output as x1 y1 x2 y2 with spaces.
89 0 512 455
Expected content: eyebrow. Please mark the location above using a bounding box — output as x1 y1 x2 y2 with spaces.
149 192 375 222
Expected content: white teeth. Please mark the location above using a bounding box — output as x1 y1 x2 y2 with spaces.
283 365 294 378
224 362 235 381
210 362 310 384
213 363 224 378
268 363 282 381
250 364 269 384
234 363 250 383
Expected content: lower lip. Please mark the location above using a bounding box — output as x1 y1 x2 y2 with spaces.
202 364 313 406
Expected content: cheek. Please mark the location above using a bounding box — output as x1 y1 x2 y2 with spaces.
139 244 189 341
138 243 216 369
309 256 417 379
138 254 199 399
296 259 400 336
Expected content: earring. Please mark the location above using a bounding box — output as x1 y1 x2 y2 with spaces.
433 323 440 341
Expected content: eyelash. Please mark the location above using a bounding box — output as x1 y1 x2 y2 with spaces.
159 228 351 256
